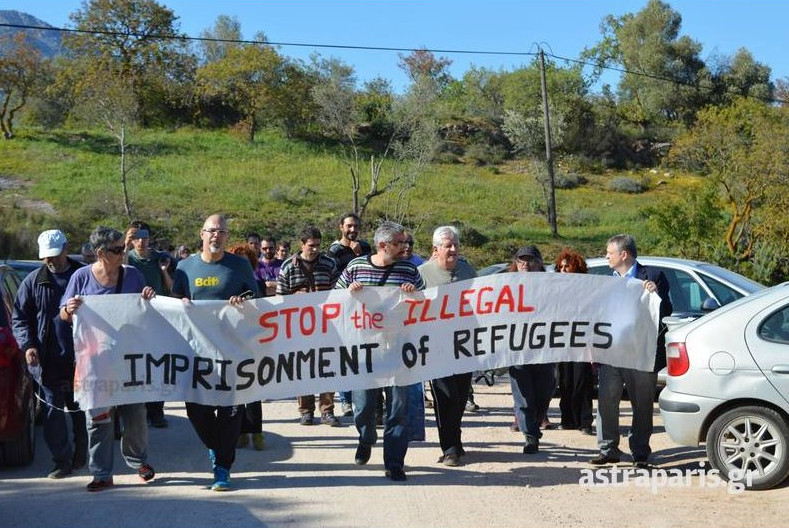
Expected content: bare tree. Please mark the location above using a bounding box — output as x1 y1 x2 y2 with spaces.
74 71 141 219
0 33 43 139
312 57 439 222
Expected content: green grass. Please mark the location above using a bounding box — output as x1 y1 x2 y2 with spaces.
0 126 704 267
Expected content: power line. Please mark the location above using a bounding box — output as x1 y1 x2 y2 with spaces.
0 22 536 58
1 21 785 105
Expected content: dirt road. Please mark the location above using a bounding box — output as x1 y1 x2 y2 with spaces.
1 378 785 528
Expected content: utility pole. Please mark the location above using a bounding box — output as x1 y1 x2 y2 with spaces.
539 48 558 237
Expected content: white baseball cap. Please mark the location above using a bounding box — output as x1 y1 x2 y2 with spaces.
37 229 67 258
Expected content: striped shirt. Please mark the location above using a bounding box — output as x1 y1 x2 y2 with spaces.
276 254 339 294
335 255 425 290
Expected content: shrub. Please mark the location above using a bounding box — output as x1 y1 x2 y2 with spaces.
564 208 600 227
464 141 507 166
607 176 645 194
553 171 587 190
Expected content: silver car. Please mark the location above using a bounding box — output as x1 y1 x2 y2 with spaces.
480 256 764 318
586 256 764 318
659 283 789 490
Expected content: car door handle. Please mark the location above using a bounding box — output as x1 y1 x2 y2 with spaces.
771 365 789 374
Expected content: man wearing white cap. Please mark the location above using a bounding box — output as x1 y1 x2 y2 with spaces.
12 229 87 479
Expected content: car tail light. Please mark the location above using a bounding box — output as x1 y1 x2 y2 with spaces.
666 342 689 377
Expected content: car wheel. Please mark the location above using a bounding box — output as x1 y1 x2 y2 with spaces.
706 406 789 490
0 394 36 466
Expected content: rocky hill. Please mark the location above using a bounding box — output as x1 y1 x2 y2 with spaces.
0 10 63 58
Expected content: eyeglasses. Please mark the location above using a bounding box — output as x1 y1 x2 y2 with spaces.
203 228 228 236
103 245 125 255
404 240 414 246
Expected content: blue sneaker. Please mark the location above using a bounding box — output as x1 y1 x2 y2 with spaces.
212 466 230 491
208 449 216 469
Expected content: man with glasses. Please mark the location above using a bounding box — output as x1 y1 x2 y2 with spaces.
335 221 424 482
172 214 260 491
402 231 424 266
254 234 283 297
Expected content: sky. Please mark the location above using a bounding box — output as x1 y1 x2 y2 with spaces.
2 0 787 92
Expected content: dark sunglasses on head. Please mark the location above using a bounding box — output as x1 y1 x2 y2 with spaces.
103 246 125 255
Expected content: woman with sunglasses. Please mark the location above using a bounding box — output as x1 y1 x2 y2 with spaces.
60 226 156 492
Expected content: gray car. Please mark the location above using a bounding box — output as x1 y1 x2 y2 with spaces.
659 283 789 490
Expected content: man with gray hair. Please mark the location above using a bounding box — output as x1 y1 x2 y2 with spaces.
12 229 87 479
591 233 672 469
418 226 477 467
335 220 425 482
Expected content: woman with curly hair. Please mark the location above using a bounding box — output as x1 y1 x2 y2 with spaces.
554 248 595 436
227 243 267 451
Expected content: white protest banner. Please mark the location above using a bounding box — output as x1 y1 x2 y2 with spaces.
72 272 661 410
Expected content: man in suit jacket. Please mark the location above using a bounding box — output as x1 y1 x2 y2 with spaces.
590 234 672 469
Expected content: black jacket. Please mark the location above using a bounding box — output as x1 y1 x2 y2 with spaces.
634 262 673 372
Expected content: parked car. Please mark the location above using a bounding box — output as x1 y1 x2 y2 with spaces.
0 263 36 466
660 283 789 490
480 256 764 319
1 260 40 282
585 256 765 318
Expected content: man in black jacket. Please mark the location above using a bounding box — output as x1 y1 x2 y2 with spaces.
12 229 86 479
590 234 672 469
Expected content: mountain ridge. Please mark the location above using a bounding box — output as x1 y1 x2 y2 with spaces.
0 10 63 58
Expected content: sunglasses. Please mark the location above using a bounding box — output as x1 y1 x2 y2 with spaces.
103 245 125 255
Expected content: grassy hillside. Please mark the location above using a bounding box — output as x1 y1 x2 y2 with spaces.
0 127 703 267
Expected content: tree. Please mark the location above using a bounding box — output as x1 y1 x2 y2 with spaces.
584 0 707 130
64 0 191 125
669 97 789 261
708 48 773 106
397 48 453 95
0 33 43 138
198 14 242 65
73 68 141 219
195 39 287 142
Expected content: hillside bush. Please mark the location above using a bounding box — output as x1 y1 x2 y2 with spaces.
607 176 646 193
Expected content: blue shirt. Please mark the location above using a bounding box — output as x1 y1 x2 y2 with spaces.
613 262 638 279
172 252 259 301
61 265 146 305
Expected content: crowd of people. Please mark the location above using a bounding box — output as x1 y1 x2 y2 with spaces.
11 212 670 492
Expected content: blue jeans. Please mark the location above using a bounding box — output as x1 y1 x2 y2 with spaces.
39 377 86 468
509 363 556 441
596 364 657 462
88 404 148 480
353 385 410 471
